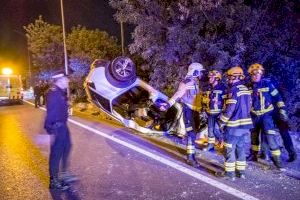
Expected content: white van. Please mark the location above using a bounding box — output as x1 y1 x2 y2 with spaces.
0 74 23 105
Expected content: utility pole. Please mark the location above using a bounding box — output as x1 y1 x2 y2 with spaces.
60 0 68 75
27 47 32 87
121 21 125 55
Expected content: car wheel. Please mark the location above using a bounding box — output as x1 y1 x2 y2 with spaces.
105 56 137 88
110 57 136 81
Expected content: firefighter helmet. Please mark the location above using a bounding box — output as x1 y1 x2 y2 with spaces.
187 62 205 77
208 70 222 80
227 66 245 80
248 63 264 75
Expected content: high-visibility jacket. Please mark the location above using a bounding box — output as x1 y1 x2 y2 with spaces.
203 83 226 115
248 79 286 116
168 77 202 111
219 82 253 130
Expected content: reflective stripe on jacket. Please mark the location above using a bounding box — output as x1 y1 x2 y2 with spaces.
219 82 253 130
203 83 226 115
248 79 286 116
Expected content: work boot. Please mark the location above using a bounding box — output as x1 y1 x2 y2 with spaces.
222 172 235 181
271 156 284 170
246 152 258 162
59 171 79 184
186 154 200 168
203 143 214 152
49 177 69 191
237 172 246 179
259 152 270 160
287 152 297 162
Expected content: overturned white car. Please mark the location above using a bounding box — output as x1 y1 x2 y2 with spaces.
84 56 206 137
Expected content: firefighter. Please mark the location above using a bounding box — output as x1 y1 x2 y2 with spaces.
218 66 253 180
203 70 226 151
247 63 284 169
159 62 205 167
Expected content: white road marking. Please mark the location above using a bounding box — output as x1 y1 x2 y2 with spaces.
24 100 259 200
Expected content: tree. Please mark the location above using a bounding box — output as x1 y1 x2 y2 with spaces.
67 26 122 102
110 0 299 130
24 18 122 102
24 16 64 80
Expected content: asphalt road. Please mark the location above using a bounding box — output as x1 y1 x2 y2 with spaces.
0 103 299 200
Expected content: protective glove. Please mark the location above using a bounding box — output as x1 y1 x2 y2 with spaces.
158 102 170 112
217 120 225 133
279 109 288 121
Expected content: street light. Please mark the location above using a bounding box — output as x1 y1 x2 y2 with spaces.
2 67 13 75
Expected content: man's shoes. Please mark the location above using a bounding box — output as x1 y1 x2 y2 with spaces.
238 174 246 179
187 159 200 168
186 154 200 168
60 171 79 184
287 153 297 162
259 152 269 160
203 144 214 152
271 156 284 170
49 177 69 191
222 172 235 181
246 154 258 162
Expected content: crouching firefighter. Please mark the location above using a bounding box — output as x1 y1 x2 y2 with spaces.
218 66 253 180
203 70 226 151
159 63 205 167
247 63 284 169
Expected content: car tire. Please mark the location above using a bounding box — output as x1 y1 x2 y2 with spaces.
110 56 136 81
105 56 137 88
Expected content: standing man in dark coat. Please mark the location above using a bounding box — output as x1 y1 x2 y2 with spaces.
33 81 42 108
44 71 77 190
40 80 49 106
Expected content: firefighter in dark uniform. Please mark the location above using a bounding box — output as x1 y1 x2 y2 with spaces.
262 79 297 162
246 63 284 169
160 62 205 167
218 66 253 180
203 70 226 151
44 71 77 190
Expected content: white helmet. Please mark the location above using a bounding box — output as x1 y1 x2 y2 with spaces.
187 62 205 77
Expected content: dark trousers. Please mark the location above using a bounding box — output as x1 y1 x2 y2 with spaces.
49 123 72 178
207 114 222 144
42 94 46 105
224 130 248 175
35 95 41 107
261 116 295 156
275 116 295 155
251 112 281 158
183 105 200 156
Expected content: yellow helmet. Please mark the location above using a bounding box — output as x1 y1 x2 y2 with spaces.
208 70 222 80
248 63 264 75
227 66 245 80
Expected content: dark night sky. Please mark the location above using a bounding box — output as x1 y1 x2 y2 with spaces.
0 0 132 74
